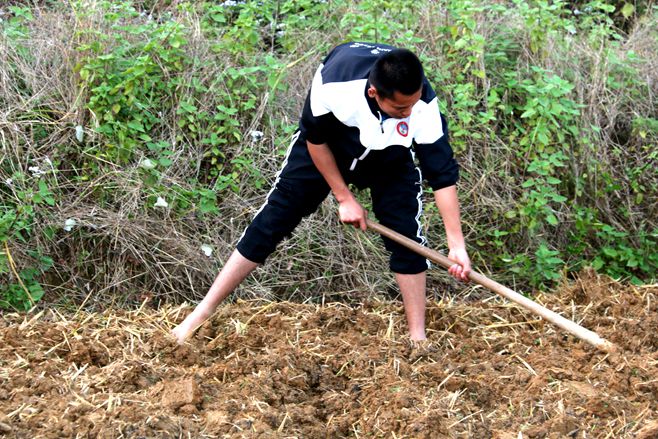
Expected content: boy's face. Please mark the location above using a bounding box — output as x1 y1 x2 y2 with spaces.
368 86 422 119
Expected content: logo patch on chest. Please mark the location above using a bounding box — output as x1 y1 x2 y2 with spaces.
396 121 409 137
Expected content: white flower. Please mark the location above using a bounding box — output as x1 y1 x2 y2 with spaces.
64 218 77 232
201 244 213 257
250 130 264 142
4 178 12 186
28 166 45 177
75 125 84 142
154 196 169 208
140 158 156 170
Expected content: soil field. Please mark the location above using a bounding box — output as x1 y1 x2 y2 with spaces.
0 270 656 438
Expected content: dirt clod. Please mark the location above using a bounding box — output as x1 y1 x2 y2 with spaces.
161 378 201 410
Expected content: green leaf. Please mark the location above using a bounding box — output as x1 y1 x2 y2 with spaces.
520 108 536 118
592 257 604 270
127 120 145 132
602 247 618 258
546 214 558 226
29 284 45 302
630 276 643 286
621 3 635 18
211 13 226 24
159 158 173 167
216 104 239 115
179 102 197 113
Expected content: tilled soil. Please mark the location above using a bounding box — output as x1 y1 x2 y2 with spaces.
0 270 656 438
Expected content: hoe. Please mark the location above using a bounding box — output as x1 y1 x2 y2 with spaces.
366 219 617 353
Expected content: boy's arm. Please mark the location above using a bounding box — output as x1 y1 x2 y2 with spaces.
434 185 471 281
307 141 367 231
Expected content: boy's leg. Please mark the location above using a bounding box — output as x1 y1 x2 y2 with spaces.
171 249 257 343
370 162 430 341
235 177 328 263
395 272 427 341
172 133 329 343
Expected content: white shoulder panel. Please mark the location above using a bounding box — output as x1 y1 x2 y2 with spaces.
411 97 444 144
309 64 330 117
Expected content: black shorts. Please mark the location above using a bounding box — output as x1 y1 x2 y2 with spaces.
237 132 430 274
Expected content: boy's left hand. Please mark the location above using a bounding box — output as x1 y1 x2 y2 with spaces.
447 247 471 282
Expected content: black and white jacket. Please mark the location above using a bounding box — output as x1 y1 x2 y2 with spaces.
298 42 459 191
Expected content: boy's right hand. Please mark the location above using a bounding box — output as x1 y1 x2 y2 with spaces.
338 195 367 231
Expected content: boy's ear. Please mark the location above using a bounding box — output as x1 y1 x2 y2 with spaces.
367 85 378 99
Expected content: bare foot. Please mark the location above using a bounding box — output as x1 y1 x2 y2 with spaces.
170 324 190 344
409 339 437 361
171 308 211 344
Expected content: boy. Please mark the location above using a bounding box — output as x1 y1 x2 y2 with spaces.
172 42 470 343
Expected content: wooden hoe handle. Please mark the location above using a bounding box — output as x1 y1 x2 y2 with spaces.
365 219 617 353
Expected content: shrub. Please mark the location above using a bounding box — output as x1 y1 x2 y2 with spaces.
0 0 656 310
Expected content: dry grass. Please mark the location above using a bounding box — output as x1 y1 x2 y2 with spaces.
0 2 656 312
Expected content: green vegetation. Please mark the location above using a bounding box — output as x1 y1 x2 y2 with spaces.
1 0 656 309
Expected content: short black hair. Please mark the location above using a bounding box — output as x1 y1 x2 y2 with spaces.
369 48 424 99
